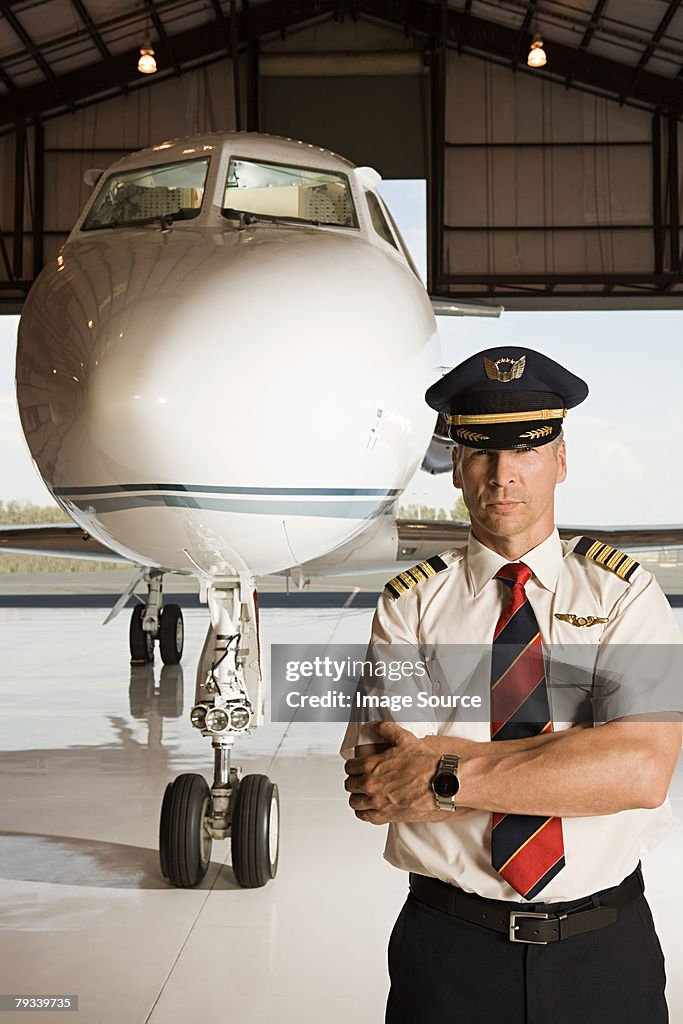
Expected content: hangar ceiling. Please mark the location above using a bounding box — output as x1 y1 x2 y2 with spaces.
3 0 683 310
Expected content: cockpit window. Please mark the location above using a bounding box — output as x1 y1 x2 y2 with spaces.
380 197 422 281
82 157 210 230
366 191 398 249
222 158 358 228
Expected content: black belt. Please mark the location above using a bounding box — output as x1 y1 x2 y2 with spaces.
408 864 644 944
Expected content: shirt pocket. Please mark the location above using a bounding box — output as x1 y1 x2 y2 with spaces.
544 640 598 724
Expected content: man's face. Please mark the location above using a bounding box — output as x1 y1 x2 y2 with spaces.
453 441 567 546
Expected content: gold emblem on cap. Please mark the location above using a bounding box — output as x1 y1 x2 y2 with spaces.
519 425 553 440
484 355 526 382
554 614 609 627
454 428 490 442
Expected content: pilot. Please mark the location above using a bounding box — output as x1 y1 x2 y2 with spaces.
341 346 683 1024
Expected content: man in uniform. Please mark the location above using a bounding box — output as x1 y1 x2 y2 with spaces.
341 346 682 1024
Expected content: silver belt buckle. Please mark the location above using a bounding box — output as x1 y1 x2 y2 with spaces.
509 910 550 944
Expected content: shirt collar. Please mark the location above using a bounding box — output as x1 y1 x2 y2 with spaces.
466 527 563 597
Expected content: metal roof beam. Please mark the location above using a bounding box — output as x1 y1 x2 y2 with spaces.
0 63 16 91
580 0 609 50
622 0 682 101
69 0 111 62
1 6 60 96
4 0 683 128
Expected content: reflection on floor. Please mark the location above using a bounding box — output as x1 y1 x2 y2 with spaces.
0 607 681 1023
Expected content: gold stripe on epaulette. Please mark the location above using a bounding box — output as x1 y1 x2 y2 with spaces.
574 536 639 582
385 557 447 600
616 556 637 579
606 549 624 571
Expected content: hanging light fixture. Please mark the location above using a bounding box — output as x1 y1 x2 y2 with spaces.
138 42 157 74
527 31 547 68
138 10 157 75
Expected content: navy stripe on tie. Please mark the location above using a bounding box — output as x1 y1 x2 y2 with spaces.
524 856 567 901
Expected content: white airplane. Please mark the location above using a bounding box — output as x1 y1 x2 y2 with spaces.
3 131 679 890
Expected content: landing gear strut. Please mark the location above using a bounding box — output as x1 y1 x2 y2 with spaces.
128 570 184 666
158 578 279 888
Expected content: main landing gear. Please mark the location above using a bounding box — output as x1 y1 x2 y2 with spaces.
158 578 279 889
128 569 184 666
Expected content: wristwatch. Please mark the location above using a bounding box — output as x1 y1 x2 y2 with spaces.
431 754 460 812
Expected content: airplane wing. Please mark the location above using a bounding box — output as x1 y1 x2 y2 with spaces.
0 524 130 562
430 297 503 318
397 520 683 551
2 520 681 582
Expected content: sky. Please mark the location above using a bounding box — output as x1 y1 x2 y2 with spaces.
1 181 682 526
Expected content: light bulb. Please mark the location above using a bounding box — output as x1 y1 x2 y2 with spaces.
138 47 157 74
527 34 547 68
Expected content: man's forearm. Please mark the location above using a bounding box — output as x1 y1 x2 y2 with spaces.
450 721 681 817
423 724 586 761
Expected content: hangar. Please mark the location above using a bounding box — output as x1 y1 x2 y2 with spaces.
1 3 683 1023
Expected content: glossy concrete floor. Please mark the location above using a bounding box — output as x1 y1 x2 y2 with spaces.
0 605 682 1024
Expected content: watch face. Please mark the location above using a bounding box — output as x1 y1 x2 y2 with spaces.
433 772 460 798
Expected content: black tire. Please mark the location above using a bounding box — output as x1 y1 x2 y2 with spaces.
159 782 173 879
158 665 184 718
231 774 279 888
159 773 212 887
129 604 155 663
159 604 184 665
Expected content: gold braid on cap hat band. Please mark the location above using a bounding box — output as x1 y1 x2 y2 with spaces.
446 408 567 426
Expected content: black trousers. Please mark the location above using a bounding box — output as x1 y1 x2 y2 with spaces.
386 884 668 1024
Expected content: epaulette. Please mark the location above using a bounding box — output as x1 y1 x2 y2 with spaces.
384 555 449 600
573 536 640 582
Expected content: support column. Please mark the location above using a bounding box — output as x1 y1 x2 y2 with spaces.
13 119 26 280
668 113 679 276
428 0 447 294
33 118 45 278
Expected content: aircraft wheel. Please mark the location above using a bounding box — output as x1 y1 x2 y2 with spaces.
231 774 279 888
129 604 155 663
159 774 212 887
160 604 184 665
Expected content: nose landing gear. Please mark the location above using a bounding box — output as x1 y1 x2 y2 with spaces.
128 570 184 666
158 578 279 889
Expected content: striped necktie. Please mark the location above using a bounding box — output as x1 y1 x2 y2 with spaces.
490 562 565 900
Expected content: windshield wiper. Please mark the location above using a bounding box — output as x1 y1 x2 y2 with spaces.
221 207 321 229
85 211 194 232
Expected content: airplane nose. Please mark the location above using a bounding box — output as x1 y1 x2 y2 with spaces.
17 228 437 571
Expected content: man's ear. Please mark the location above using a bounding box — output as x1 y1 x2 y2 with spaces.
556 441 567 484
452 446 462 489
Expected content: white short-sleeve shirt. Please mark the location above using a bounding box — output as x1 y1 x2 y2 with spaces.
339 528 683 903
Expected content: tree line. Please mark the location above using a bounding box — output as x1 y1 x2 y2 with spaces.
0 500 120 574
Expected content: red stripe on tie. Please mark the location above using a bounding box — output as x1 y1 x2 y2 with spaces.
499 817 565 898
493 586 528 641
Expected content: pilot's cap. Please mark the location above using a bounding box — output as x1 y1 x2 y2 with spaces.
425 346 588 450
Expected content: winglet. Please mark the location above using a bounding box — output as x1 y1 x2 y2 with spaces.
430 297 504 318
